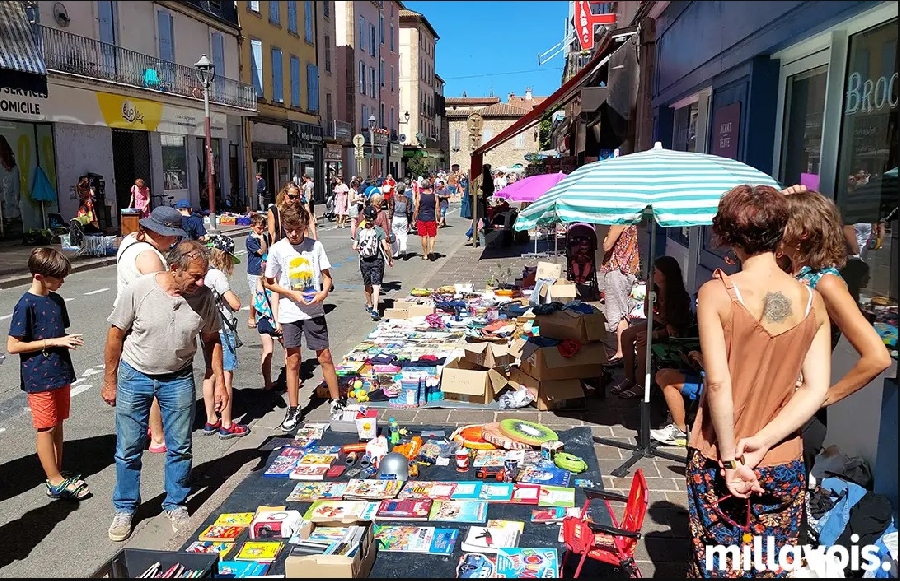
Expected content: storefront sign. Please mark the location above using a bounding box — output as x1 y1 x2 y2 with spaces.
845 72 899 115
291 122 324 147
0 87 47 120
574 1 616 51
710 102 741 160
324 143 342 162
389 143 402 158
96 92 227 138
293 147 315 162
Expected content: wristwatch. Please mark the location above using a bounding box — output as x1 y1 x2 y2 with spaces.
721 456 745 470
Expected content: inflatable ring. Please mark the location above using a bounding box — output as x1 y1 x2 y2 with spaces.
554 452 588 473
480 422 532 451
498 419 558 446
450 425 496 450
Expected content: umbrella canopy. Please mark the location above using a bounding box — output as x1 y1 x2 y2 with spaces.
514 142 782 230
494 172 567 203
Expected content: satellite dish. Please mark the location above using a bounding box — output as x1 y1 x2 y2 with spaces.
53 3 71 27
399 134 406 142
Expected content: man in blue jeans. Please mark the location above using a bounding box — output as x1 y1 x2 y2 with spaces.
101 239 227 542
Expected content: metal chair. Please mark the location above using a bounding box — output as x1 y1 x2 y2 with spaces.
561 469 649 578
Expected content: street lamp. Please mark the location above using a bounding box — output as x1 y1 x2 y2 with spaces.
403 111 410 123
194 54 217 232
368 114 377 179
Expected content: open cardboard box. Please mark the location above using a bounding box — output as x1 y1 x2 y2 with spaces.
284 522 375 578
383 301 435 320
440 358 494 404
518 341 607 381
489 367 586 411
548 279 577 302
536 309 607 343
462 342 513 369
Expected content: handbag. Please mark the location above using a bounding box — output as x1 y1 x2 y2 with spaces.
214 291 243 349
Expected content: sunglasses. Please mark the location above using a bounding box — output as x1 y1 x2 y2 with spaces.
287 194 301 200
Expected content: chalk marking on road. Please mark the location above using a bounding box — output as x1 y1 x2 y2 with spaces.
83 288 109 296
240 306 250 311
81 366 104 378
65 297 75 302
70 383 93 397
0 314 10 321
236 249 247 256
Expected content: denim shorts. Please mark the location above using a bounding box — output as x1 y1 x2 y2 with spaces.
221 330 238 371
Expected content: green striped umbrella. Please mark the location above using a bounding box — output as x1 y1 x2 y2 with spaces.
514 142 781 231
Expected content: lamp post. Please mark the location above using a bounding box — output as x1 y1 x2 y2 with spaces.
404 111 410 124
367 114 377 179
194 54 217 233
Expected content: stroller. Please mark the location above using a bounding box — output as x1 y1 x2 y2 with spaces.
565 222 600 300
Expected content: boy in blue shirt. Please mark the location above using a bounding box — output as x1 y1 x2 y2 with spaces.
7 247 89 500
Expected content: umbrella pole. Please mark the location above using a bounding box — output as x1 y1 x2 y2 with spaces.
593 215 686 477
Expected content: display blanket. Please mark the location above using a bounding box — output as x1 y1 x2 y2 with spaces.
180 426 609 578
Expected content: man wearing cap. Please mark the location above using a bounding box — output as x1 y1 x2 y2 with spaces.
175 200 206 241
114 206 189 454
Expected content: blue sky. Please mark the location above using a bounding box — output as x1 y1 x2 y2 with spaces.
404 1 570 101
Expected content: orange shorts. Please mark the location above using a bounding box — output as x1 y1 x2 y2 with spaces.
28 386 71 430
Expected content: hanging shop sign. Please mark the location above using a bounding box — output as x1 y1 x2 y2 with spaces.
574 2 617 51
324 143 343 162
291 122 324 147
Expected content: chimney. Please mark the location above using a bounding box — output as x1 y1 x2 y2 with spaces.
525 87 533 101
508 92 515 102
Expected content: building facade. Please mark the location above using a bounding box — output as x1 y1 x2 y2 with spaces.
334 1 401 180
0 1 256 238
239 0 320 207
316 0 351 182
398 8 442 173
446 91 545 172
435 74 449 166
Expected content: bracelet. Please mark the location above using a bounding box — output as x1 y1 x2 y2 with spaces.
42 339 49 356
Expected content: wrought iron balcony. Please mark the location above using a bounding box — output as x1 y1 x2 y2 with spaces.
38 25 256 111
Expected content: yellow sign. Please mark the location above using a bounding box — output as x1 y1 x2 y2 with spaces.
96 92 163 131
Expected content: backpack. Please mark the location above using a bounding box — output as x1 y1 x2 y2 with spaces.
357 227 381 259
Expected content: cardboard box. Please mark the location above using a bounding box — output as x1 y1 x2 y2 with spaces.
518 341 607 381
548 279 577 302
462 342 513 369
490 367 586 411
383 301 436 320
536 261 563 281
440 358 494 404
536 309 608 343
285 522 376 578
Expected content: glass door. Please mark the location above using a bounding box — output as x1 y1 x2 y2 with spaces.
779 64 829 189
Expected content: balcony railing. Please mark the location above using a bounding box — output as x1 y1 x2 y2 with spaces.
38 25 256 111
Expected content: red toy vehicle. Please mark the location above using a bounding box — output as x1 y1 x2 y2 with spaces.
476 466 506 481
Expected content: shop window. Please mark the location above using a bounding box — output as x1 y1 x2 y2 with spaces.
161 134 187 192
668 101 700 247
779 65 828 189
835 20 899 303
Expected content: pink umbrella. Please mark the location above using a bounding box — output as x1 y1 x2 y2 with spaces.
494 172 567 203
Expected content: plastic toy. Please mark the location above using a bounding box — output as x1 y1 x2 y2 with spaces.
388 418 400 446
554 452 588 473
475 465 507 481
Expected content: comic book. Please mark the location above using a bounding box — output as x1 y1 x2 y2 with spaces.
186 540 234 559
456 553 497 578
495 548 559 578
374 498 433 521
516 464 571 488
233 540 283 563
373 525 459 555
198 524 246 542
214 513 256 527
217 561 269 578
302 500 374 522
343 478 404 500
286 481 347 502
477 483 514 503
288 464 330 481
263 447 305 478
450 481 483 501
398 480 457 501
428 501 489 524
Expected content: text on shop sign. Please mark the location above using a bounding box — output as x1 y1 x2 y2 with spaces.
0 87 46 116
845 72 899 115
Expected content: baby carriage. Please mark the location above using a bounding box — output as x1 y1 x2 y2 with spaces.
565 222 599 300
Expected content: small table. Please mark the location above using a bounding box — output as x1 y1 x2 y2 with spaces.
120 209 141 236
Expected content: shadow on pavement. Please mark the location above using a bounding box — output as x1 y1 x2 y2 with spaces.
0 499 81 568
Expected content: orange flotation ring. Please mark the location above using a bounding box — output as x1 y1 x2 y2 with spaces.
450 425 496 450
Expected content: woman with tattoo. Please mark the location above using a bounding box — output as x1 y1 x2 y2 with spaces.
779 186 891 474
686 184 832 578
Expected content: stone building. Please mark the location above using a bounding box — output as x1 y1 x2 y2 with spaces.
445 89 546 172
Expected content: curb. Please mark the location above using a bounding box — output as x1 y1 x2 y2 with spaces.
0 228 251 290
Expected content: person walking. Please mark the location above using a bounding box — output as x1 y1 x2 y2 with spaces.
436 179 451 227
599 224 640 365
129 178 151 218
390 184 410 259
333 176 350 228
102 239 227 542
245 213 268 328
174 200 206 241
354 205 394 320
7 247 89 500
202 234 248 440
263 207 345 432
270 183 318 242
114 205 187 454
255 172 268 211
413 179 440 261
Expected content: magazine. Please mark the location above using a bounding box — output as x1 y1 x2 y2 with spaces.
399 481 457 501
451 481 483 501
374 498 433 521
477 483 514 502
373 525 459 555
460 520 524 554
343 478 405 500
516 464 572 487
428 500 489 524
495 548 559 578
456 553 497 578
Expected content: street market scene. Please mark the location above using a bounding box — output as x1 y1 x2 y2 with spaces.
0 0 897 578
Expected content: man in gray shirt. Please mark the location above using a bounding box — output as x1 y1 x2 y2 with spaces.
101 239 228 542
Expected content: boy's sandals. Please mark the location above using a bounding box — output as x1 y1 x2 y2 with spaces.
46 476 91 500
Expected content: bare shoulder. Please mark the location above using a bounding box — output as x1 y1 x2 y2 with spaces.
810 288 829 327
697 278 728 306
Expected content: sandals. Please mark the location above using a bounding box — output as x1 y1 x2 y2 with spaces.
46 476 91 500
219 423 250 440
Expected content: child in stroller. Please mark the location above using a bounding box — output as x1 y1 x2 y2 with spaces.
566 222 599 300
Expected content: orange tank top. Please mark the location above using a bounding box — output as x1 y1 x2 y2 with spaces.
689 270 818 467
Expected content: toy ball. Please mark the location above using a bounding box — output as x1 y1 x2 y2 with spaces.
353 379 363 390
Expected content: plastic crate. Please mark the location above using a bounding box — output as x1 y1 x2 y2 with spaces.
90 548 218 578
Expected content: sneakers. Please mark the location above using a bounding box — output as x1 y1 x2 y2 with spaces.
650 423 687 446
280 407 302 432
330 398 346 420
370 308 382 321
108 512 133 542
219 422 250 440
166 506 191 534
203 419 221 435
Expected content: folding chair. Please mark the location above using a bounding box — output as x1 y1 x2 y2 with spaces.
561 469 649 578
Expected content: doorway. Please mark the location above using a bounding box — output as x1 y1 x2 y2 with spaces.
111 129 151 228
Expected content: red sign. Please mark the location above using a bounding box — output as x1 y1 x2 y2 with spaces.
575 2 617 51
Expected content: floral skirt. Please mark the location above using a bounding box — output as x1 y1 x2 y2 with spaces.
686 450 805 578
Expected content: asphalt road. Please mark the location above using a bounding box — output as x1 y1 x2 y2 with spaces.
0 216 466 577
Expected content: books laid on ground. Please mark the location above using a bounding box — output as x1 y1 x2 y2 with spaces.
217 561 270 578
185 540 234 558
198 524 246 542
373 525 459 555
509 483 541 505
374 498 433 521
478 483 515 502
215 512 256 527
450 481 483 501
472 449 542 468
495 548 560 578
517 464 572 488
288 464 331 480
263 447 306 478
399 480 458 501
290 524 367 557
303 500 377 522
234 540 284 563
538 486 576 508
343 478 405 500
286 481 348 502
460 520 525 554
530 506 582 523
456 553 497 578
429 500 489 524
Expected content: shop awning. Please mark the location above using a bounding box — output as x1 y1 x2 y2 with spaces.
0 2 48 94
468 34 623 178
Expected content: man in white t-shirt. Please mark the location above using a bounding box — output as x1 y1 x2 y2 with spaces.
263 205 344 431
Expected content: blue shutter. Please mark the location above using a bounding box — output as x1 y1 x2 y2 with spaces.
272 48 283 102
157 10 174 62
287 1 297 33
251 40 263 96
359 17 365 50
290 56 301 106
211 32 225 98
269 1 280 24
307 64 319 112
304 1 314 43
